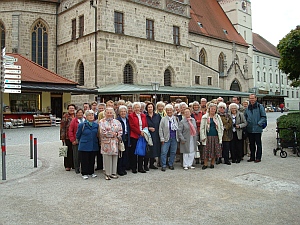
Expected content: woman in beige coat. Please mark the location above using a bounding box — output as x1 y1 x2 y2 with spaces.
200 103 224 169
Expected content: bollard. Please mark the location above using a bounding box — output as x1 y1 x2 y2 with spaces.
30 134 33 159
34 138 37 168
2 133 6 180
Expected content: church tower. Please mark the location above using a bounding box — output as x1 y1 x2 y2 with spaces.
218 0 253 57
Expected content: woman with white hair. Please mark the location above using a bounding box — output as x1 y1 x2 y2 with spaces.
99 107 123 180
200 103 224 169
156 101 166 117
228 103 247 163
217 102 233 165
76 110 99 179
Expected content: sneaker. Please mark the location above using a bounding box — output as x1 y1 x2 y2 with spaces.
91 174 97 178
183 167 189 170
82 175 89 180
189 166 195 169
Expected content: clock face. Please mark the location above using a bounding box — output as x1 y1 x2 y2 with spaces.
242 1 246 11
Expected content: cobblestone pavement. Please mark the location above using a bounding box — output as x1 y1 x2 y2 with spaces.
0 112 300 225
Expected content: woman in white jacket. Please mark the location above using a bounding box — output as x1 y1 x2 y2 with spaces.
200 103 224 170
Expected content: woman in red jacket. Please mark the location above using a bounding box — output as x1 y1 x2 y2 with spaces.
128 102 148 173
68 109 85 174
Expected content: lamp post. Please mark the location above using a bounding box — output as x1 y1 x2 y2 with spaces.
151 82 160 104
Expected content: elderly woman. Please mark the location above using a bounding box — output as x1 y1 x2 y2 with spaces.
145 102 162 170
126 102 133 114
192 101 205 164
68 108 85 174
228 103 247 163
76 110 99 179
116 105 130 176
200 103 224 169
217 102 232 165
60 104 76 171
156 101 166 117
159 104 179 171
178 108 197 170
128 102 148 173
99 107 123 180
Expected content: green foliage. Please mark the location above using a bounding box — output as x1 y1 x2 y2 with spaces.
277 28 300 87
277 112 300 147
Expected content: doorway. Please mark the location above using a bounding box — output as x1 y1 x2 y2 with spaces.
51 95 63 118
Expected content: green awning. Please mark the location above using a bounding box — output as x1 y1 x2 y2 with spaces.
96 84 252 97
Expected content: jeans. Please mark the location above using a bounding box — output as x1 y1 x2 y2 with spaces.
248 133 262 160
161 137 177 168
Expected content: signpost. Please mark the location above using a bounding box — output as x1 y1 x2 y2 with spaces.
1 47 22 180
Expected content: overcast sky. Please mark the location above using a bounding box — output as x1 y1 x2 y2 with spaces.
251 0 300 46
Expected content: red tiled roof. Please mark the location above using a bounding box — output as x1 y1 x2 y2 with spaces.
6 53 77 85
189 0 248 47
252 33 280 58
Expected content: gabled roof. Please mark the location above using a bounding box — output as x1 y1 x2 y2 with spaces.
252 33 280 58
189 0 248 47
6 53 77 85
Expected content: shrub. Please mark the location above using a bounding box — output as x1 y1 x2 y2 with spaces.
277 112 300 147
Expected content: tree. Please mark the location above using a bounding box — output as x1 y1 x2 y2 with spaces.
277 26 300 87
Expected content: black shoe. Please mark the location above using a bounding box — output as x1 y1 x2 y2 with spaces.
202 165 208 170
157 162 161 167
75 169 80 174
225 161 231 165
161 167 166 172
132 170 137 174
210 165 214 169
236 160 241 164
232 160 236 163
169 166 174 170
149 165 158 169
118 171 125 176
123 171 127 175
138 170 146 173
247 159 255 162
144 166 149 171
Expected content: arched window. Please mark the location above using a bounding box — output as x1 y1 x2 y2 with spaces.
75 60 84 86
0 21 5 50
164 69 172 86
199 48 207 65
123 64 133 84
218 53 224 75
230 79 241 91
32 20 48 68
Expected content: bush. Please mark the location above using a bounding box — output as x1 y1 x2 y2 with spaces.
277 112 300 147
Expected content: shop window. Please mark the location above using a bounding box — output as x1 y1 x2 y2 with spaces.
173 26 180 45
114 11 124 34
9 93 40 112
146 19 154 40
195 76 200 85
199 48 207 65
0 21 5 50
31 20 48 68
123 64 133 84
164 69 171 86
218 53 224 75
79 15 84 37
71 19 76 40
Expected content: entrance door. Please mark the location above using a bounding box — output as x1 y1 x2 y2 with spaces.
51 96 63 118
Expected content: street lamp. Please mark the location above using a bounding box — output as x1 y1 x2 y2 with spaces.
151 82 160 104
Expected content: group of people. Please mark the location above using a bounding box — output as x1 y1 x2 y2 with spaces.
60 94 267 180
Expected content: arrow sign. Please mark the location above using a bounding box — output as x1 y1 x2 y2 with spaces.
4 89 21 93
4 64 21 70
3 55 18 63
4 74 21 79
4 84 21 89
5 69 21 74
4 79 22 84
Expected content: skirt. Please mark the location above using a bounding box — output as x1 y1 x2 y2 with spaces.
203 136 222 159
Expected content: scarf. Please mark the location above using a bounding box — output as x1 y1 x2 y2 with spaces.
206 114 218 131
87 121 93 127
187 117 196 136
193 109 201 114
168 116 178 131
78 118 85 123
157 110 166 118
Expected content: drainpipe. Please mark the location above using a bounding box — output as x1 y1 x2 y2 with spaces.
90 0 98 88
55 0 60 74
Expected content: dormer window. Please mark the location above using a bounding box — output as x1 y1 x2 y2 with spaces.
197 22 203 28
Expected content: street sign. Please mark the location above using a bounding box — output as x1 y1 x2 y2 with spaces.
4 74 21 79
3 89 21 93
4 64 21 70
4 79 21 84
4 69 21 74
4 84 21 89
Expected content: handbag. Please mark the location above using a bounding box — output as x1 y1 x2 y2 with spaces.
118 140 125 152
134 136 146 156
59 144 68 157
195 150 200 159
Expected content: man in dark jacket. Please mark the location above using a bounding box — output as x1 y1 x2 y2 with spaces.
244 94 267 163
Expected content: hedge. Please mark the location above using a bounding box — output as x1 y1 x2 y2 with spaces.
277 112 300 147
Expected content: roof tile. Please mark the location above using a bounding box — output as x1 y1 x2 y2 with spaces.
252 33 280 57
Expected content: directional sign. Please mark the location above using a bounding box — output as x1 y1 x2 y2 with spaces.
4 79 21 84
4 64 21 70
3 55 18 64
4 84 21 89
3 89 21 93
5 69 21 74
4 74 21 79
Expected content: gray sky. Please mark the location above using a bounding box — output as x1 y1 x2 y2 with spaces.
251 0 300 46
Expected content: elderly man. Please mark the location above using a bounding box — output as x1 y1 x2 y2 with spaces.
244 94 267 163
200 98 207 114
232 96 244 112
217 97 224 104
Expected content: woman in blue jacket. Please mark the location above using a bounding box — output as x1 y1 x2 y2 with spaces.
76 110 99 180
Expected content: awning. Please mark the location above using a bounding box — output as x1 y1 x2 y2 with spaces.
96 84 252 97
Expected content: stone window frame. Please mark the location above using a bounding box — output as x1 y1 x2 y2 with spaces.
173 26 180 45
207 76 212 86
269 73 273 83
71 18 76 40
146 19 154 40
275 74 278 84
199 48 207 65
230 79 241 92
257 71 260 82
0 20 5 50
218 52 225 74
123 64 133 84
164 69 172 86
114 11 124 34
31 19 48 69
75 60 84 86
79 15 84 38
195 75 200 85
